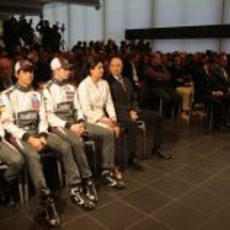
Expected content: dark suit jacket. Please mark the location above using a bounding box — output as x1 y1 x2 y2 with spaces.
0 77 15 92
123 60 143 90
213 67 230 93
193 65 222 101
107 75 138 124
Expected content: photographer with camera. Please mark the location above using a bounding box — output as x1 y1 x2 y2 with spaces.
36 17 54 52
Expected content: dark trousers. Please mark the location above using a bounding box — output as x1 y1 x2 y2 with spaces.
199 94 229 128
151 86 181 116
0 139 24 183
54 123 115 175
10 133 81 193
120 109 163 166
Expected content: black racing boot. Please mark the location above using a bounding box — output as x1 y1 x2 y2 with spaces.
40 189 61 227
83 178 98 203
70 185 96 210
101 170 127 189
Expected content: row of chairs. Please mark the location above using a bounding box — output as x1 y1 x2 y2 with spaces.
0 160 24 204
189 96 214 132
0 141 97 204
0 123 147 204
153 91 229 133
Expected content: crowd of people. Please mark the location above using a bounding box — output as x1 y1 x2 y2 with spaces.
1 38 229 126
0 17 230 227
2 15 63 55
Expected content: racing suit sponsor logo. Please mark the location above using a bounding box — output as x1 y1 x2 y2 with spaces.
31 94 40 109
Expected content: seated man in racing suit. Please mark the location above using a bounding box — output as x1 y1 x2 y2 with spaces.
1 59 96 226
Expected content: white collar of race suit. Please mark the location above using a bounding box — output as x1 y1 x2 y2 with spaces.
16 83 33 92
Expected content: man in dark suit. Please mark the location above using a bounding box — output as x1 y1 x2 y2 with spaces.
210 54 230 126
107 56 172 167
193 56 228 129
143 52 181 116
123 52 143 92
215 54 230 93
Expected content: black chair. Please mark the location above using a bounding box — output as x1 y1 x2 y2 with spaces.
189 94 214 132
135 120 147 159
0 160 24 204
23 150 63 202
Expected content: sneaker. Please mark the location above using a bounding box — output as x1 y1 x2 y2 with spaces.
101 172 127 189
71 186 95 210
84 179 99 203
41 191 61 227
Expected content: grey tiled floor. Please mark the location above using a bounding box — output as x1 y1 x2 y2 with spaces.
0 121 230 230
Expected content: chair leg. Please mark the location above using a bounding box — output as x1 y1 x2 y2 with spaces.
24 167 29 203
171 106 176 121
189 101 194 125
18 173 24 204
208 105 214 133
225 106 230 126
57 160 64 188
142 125 147 160
159 98 163 116
91 142 97 175
137 122 147 160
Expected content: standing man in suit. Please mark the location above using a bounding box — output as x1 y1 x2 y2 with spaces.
107 56 172 164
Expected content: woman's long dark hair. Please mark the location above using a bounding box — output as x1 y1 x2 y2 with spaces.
86 55 103 75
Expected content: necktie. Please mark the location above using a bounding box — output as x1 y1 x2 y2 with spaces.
222 68 228 81
118 77 126 91
131 62 139 83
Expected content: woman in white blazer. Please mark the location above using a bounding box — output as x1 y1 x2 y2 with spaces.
78 56 125 179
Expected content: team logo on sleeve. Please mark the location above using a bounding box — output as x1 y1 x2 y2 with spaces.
31 94 40 109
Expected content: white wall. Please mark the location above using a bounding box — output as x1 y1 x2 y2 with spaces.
43 3 55 26
104 0 125 43
153 0 185 27
44 2 103 48
84 6 103 42
221 0 230 52
69 5 87 45
42 0 230 52
126 0 153 29
152 0 225 52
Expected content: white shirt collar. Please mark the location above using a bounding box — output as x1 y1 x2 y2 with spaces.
113 75 122 81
